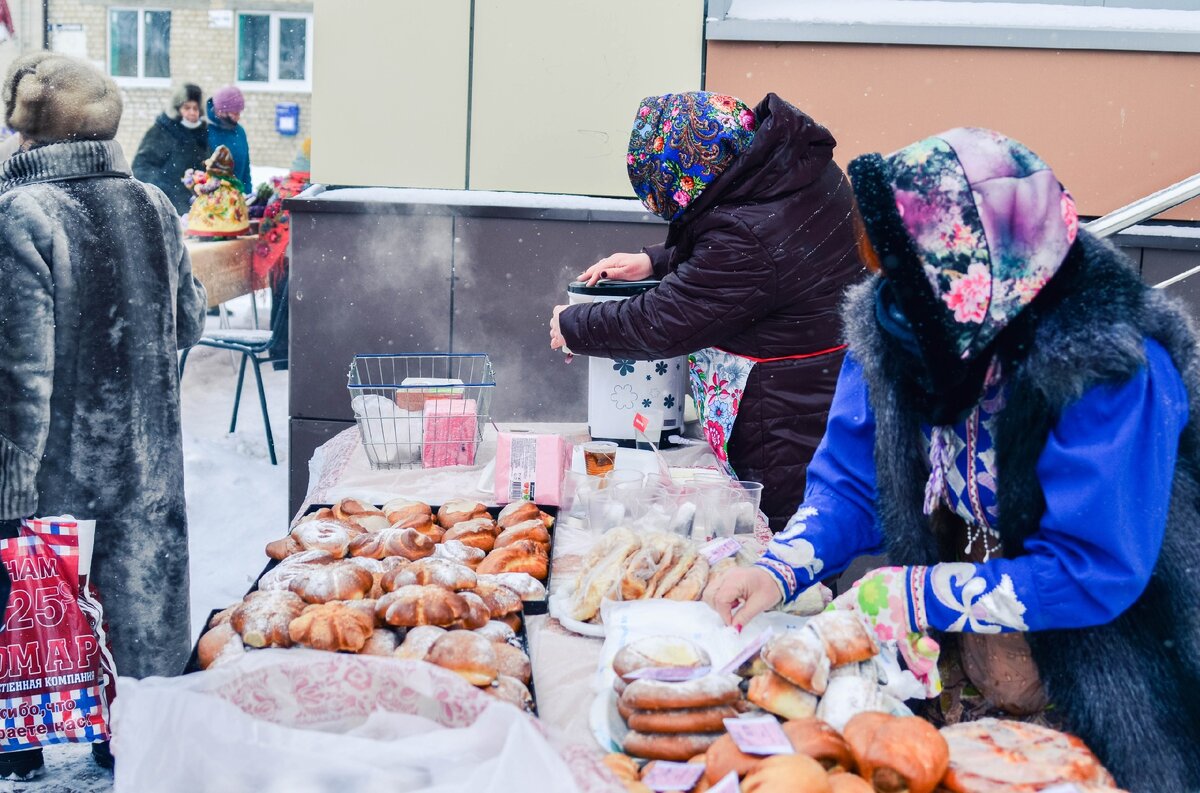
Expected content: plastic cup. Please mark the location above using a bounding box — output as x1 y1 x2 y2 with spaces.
586 488 627 535
603 469 643 489
730 480 764 534
582 441 618 476
562 470 605 519
691 480 737 542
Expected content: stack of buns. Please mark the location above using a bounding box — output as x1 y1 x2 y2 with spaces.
611 637 744 762
736 610 895 732
569 528 730 623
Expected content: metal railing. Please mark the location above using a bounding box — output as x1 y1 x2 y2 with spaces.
1082 172 1200 288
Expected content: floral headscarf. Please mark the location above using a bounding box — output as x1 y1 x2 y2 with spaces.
850 128 1078 365
627 92 756 222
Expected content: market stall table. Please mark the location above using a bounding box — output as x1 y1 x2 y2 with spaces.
295 423 762 749
186 235 259 308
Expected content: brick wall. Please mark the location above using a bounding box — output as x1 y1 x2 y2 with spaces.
46 0 312 178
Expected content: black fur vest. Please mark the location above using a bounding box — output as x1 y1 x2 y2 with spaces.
844 231 1200 791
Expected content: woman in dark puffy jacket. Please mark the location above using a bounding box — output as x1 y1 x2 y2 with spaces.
550 91 865 530
131 83 208 214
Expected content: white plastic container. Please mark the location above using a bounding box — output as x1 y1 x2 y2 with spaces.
567 280 688 445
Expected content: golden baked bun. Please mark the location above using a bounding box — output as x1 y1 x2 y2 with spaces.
208 603 239 628
404 517 446 543
427 629 498 686
433 539 487 569
394 625 447 661
436 499 490 529
472 580 523 619
377 584 470 627
498 612 523 632
333 497 391 532
474 620 518 645
455 591 492 630
288 560 375 604
626 705 737 734
230 590 307 648
496 501 552 529
359 628 400 656
844 712 948 793
742 754 831 793
613 636 711 683
485 674 533 712
443 520 497 552
257 550 338 590
492 642 531 684
806 610 880 667
382 558 478 592
477 540 549 579
623 731 722 762
348 526 436 561
762 629 831 695
619 674 742 712
704 733 761 784
382 498 432 526
268 519 363 560
782 718 855 772
493 521 551 551
602 752 640 784
288 602 375 652
747 669 819 720
939 718 1118 793
477 572 546 602
198 622 242 669
296 507 336 524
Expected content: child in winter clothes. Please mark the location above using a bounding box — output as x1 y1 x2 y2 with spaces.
704 127 1200 791
205 84 251 192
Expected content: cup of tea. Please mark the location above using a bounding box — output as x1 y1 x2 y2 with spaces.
582 441 619 476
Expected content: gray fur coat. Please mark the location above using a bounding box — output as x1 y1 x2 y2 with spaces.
0 140 206 678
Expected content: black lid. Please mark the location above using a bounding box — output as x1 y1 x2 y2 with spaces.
568 279 661 297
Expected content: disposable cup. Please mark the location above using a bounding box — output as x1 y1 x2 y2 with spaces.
582 441 618 476
730 480 764 534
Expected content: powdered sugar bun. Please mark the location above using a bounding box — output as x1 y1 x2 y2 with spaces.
394 625 446 661
478 572 546 601
618 674 742 711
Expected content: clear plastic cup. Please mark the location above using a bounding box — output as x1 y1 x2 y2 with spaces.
586 487 627 535
691 480 737 542
603 469 644 489
562 470 605 519
582 441 619 476
729 480 764 534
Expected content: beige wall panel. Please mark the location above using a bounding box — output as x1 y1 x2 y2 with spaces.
706 42 1200 221
470 0 703 197
312 0 469 188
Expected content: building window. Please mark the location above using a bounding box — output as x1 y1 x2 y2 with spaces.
108 8 170 83
237 12 312 90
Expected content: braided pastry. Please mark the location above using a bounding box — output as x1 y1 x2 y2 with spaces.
288 560 375 604
348 526 436 561
288 602 375 652
376 584 469 627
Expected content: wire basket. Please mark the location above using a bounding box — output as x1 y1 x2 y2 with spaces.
347 353 496 470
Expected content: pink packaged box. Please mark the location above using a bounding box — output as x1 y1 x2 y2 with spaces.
494 432 571 505
422 398 478 468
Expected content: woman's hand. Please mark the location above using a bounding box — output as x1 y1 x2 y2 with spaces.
577 252 653 287
549 305 568 350
702 565 783 631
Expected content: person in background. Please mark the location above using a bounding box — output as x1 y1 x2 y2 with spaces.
550 91 865 531
703 127 1200 791
131 83 208 214
0 52 207 779
205 84 251 192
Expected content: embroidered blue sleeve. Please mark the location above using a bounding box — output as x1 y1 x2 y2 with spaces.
756 355 884 601
919 339 1189 633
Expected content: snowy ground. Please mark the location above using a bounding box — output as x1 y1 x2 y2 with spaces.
12 294 290 792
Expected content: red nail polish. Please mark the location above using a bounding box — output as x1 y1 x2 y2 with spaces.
734 624 743 633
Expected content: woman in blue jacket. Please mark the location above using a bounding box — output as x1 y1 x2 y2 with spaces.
205 85 251 191
705 127 1200 791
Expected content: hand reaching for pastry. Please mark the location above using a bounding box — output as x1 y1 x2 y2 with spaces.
577 252 653 287
828 566 942 697
549 305 568 350
702 565 783 631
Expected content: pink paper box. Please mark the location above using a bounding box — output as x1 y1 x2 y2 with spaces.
422 398 478 468
494 432 571 506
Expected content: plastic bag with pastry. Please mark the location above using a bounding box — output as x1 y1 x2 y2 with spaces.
663 556 709 602
650 540 700 598
570 530 642 621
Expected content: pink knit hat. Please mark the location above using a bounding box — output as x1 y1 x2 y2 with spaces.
212 85 244 114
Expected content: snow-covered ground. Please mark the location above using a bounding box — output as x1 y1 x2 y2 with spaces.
12 294 291 792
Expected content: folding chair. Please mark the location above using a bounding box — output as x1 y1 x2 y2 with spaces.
179 274 288 464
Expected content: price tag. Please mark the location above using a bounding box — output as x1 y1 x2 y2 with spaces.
718 628 773 676
708 770 741 793
624 665 712 682
700 537 741 565
723 715 794 756
640 761 706 792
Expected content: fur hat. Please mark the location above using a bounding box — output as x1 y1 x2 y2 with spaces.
170 83 202 114
212 85 244 115
2 52 122 142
